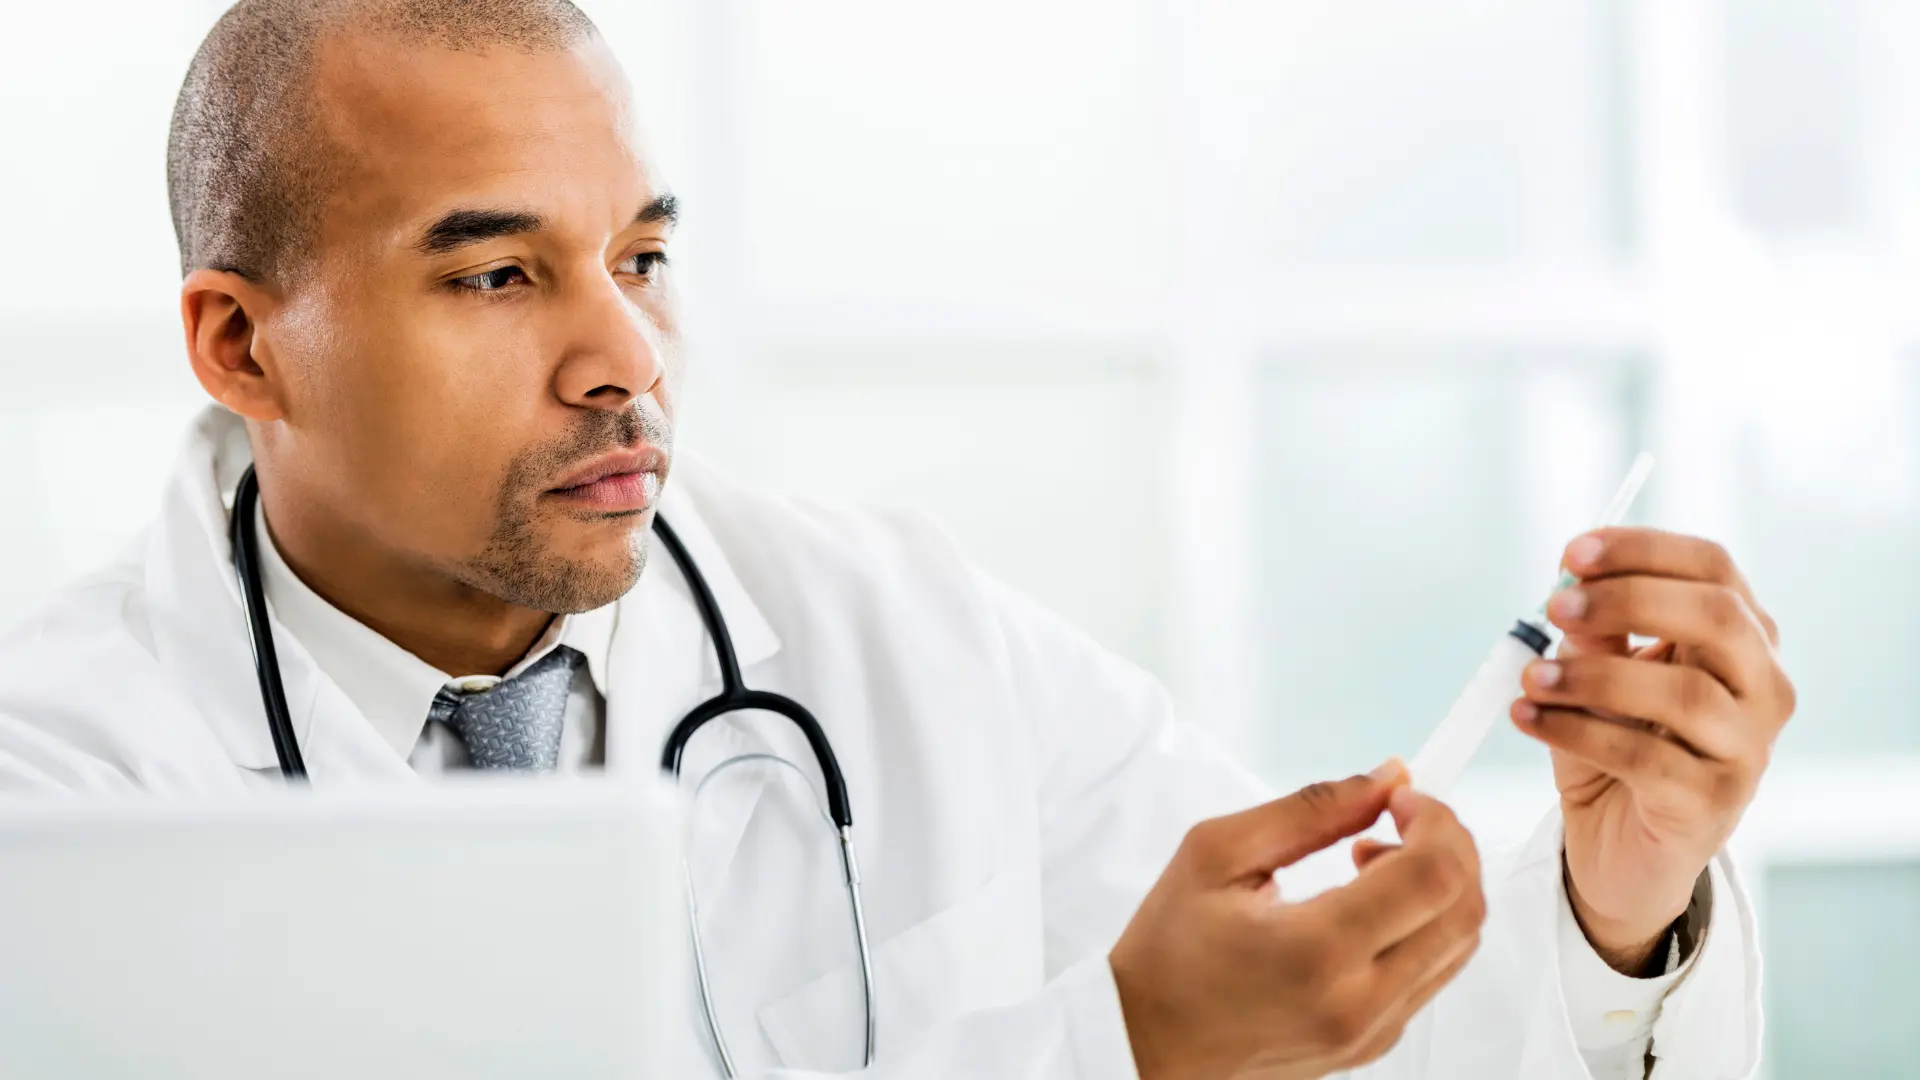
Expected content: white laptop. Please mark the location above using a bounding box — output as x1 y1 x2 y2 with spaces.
0 778 692 1079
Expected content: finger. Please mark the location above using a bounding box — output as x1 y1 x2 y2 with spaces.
1388 787 1480 882
1566 528 1778 645
1302 846 1464 964
1373 885 1484 999
1325 863 1482 1071
1352 838 1399 870
1513 705 1715 808
1308 790 1476 956
1546 576 1773 698
1344 949 1476 1069
1400 948 1476 1022
1183 761 1403 884
1558 629 1631 660
1635 639 1678 664
1521 654 1747 761
1343 884 1485 1063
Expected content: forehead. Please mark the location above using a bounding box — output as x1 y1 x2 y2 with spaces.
308 32 656 246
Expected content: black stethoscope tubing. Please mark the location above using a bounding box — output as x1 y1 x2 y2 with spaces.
231 465 852 815
230 466 309 779
649 509 853 830
229 464 875 1075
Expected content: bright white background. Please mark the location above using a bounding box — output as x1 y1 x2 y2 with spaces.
2 1 1917 1072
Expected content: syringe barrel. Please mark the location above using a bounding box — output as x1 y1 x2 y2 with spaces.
1272 620 1550 902
1405 622 1548 797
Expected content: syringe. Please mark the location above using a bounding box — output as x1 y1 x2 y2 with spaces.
1271 452 1656 901
1405 451 1656 796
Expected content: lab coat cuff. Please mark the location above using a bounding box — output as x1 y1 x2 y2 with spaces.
1515 810 1761 1079
1555 858 1699 1054
1061 955 1142 1080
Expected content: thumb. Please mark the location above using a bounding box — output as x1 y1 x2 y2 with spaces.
1192 760 1403 883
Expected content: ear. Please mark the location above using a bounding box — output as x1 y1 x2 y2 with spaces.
181 269 287 422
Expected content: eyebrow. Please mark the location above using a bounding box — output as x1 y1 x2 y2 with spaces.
413 194 680 257
638 193 679 227
415 208 545 255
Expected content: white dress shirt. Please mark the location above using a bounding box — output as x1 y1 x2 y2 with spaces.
253 502 1706 1079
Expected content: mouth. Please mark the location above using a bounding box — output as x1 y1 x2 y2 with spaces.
546 446 667 514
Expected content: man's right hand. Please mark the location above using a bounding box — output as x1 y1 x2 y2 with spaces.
1109 768 1486 1080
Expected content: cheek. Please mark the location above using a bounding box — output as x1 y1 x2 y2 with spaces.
321 314 547 555
365 297 553 431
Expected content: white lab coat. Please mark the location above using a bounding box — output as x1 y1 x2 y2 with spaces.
0 407 1761 1078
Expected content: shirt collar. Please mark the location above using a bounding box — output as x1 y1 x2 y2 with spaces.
253 500 619 761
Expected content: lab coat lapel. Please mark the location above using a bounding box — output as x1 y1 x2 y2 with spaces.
145 406 418 788
602 466 782 910
1511 820 1584 1075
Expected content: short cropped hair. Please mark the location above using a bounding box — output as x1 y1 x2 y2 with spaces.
166 0 598 281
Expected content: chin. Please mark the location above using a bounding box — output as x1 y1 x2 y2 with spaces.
474 525 650 614
558 540 650 613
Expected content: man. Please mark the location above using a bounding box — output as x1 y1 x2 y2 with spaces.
0 1 1790 1077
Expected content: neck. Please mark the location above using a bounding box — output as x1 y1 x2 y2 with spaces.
258 485 552 678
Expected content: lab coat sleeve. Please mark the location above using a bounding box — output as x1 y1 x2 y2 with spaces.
0 666 149 793
1329 809 1761 1080
0 576 179 794
1556 858 1713 1079
1613 842 1764 1080
0 725 70 792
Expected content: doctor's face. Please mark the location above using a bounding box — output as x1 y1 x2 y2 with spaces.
248 33 680 613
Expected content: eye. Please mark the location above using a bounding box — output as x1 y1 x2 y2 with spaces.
451 265 528 292
617 251 668 281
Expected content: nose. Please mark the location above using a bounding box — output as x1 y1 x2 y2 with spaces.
551 275 665 412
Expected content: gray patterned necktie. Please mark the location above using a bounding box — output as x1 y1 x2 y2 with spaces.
427 645 584 771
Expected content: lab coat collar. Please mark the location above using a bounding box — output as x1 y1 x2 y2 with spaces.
144 407 412 783
148 405 781 784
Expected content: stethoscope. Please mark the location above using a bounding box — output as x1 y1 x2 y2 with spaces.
229 465 876 1076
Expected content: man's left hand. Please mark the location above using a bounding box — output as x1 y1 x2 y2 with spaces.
1509 527 1795 974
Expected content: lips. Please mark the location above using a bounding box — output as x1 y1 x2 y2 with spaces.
551 447 665 489
548 446 667 513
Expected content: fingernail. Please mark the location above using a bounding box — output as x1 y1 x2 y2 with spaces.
1529 661 1562 688
1567 534 1605 571
1549 588 1587 621
1513 700 1539 725
1370 757 1406 784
